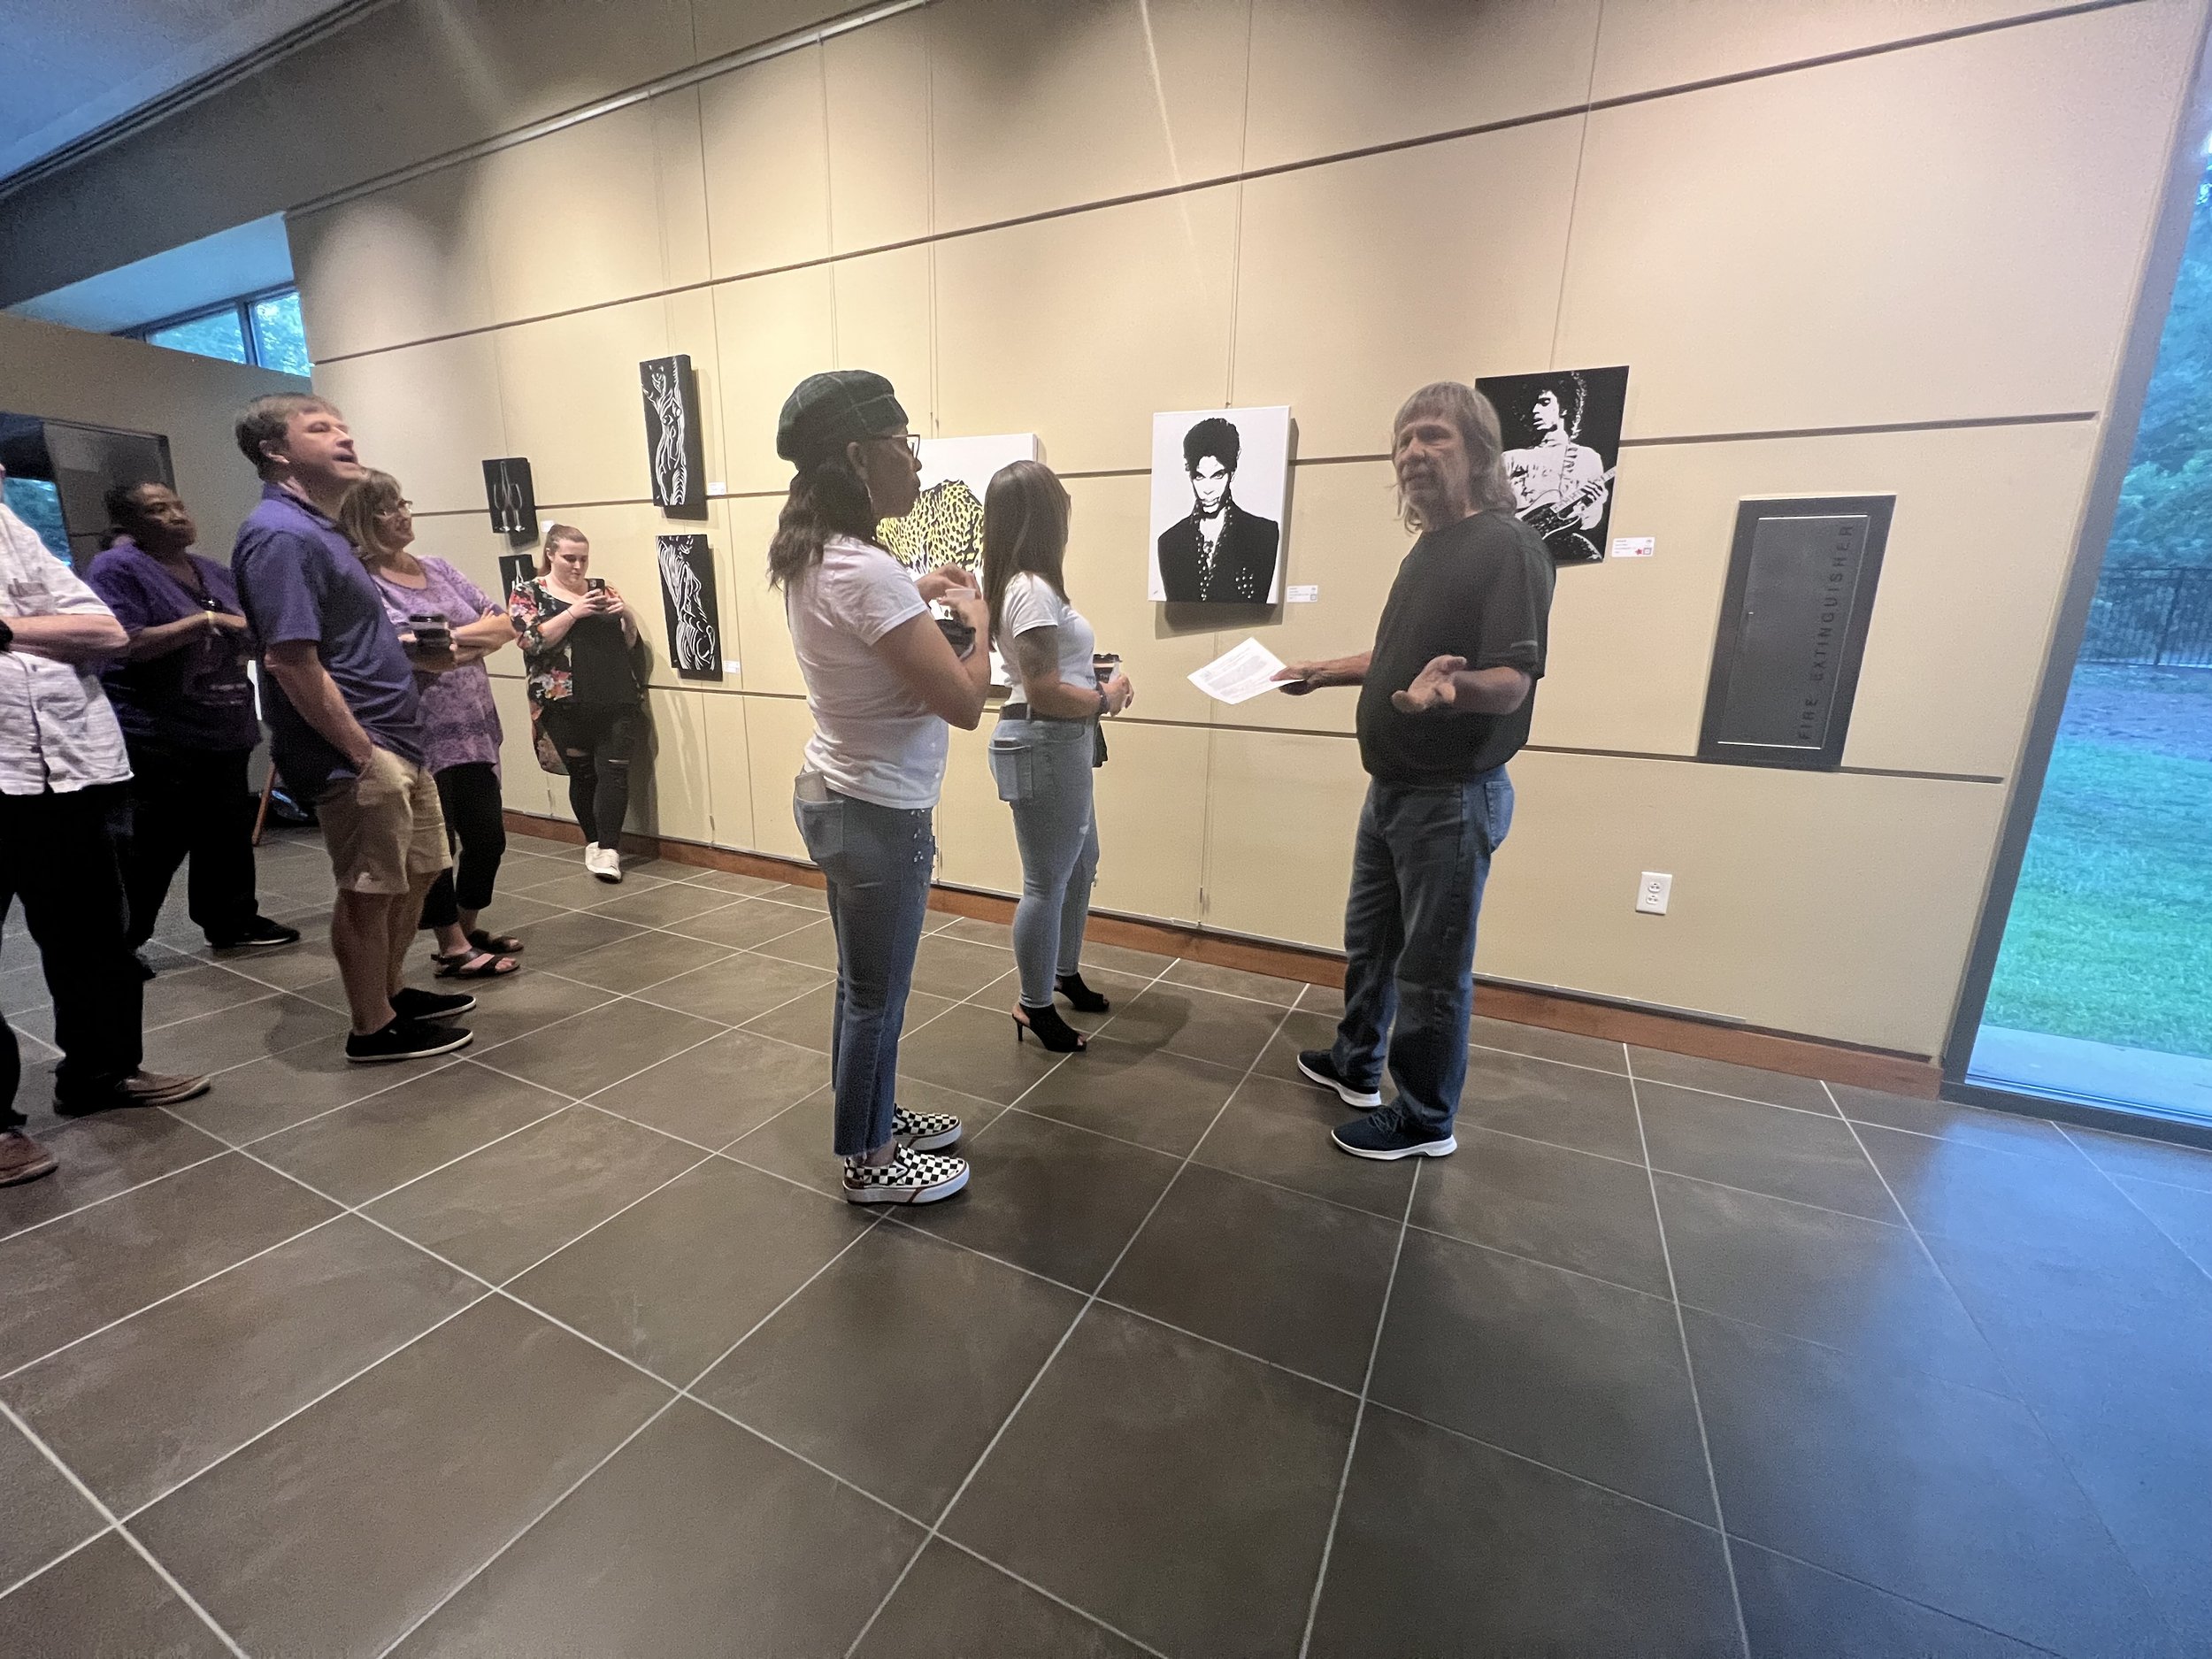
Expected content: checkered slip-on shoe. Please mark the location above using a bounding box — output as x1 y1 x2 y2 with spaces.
842 1150 971 1205
893 1105 963 1151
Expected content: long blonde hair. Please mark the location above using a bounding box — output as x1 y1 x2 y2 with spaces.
335 469 407 565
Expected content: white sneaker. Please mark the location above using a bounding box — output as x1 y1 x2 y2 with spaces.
585 844 623 883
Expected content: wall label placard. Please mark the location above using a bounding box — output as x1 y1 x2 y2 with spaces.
1697 495 1893 771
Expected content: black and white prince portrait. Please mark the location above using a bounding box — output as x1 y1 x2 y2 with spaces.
1147 405 1291 603
1476 365 1628 565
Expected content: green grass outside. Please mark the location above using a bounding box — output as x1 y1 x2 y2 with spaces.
1982 737 2212 1060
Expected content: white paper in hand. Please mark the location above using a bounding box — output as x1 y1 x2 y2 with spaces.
1188 637 1289 704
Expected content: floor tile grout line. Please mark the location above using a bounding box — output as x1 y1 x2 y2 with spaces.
927 1534 1179 1659
110 1291 503 1531
1723 1533 2078 1659
371 1214 895 1658
841 991 1288 1659
0 1399 250 1656
0 1517 119 1604
2059 1125 2212 1291
0 1141 240 1248
215 1056 474 1153
1296 1163 1420 1658
1625 1047 1752 1658
0 1210 353 1385
1820 1080 2193 1655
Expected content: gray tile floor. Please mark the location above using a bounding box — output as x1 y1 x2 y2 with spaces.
2 831 2209 1656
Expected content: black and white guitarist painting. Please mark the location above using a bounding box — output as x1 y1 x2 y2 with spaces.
1476 365 1627 565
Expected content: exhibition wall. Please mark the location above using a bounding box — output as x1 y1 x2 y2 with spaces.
240 0 2207 1058
0 311 310 556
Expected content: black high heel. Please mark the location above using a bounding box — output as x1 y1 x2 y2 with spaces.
1056 972 1110 1014
1012 1002 1088 1052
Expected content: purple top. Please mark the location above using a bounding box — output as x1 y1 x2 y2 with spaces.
85 539 261 753
234 484 424 795
371 556 503 776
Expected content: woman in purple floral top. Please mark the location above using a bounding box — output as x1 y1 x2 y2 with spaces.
338 471 522 979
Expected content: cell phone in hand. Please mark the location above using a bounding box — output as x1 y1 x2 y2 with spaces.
1093 651 1121 688
406 614 451 652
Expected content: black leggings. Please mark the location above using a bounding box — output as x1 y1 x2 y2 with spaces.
540 702 642 849
419 762 507 931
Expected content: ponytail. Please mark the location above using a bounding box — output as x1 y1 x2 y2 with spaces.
766 454 879 588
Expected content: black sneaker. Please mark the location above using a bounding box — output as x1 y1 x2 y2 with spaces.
1296 1049 1382 1110
1332 1109 1455 1161
346 1018 473 1064
134 952 158 982
209 918 303 949
391 987 475 1022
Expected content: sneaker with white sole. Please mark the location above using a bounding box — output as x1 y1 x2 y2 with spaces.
842 1149 971 1204
347 1018 475 1064
1331 1108 1455 1161
1296 1049 1382 1110
893 1105 963 1151
585 844 623 883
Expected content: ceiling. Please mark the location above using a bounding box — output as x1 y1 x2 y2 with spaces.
0 0 362 185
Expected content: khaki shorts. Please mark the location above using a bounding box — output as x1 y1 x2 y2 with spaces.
318 746 449 896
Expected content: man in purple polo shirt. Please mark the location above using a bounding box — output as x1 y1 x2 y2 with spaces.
231 394 472 1064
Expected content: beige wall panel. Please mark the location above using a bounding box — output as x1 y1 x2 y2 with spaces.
316 334 506 517
641 687 717 843
699 45 833 279
926 0 1250 233
739 694 812 859
476 101 683 323
833 247 936 434
693 0 862 63
934 723 1024 896
824 8 933 252
289 166 493 362
711 265 839 492
441 0 695 131
488 672 556 820
1242 0 1598 169
935 188 1238 473
1481 754 2006 1054
494 296 670 508
1591 0 2113 100
1090 722 1209 926
720 494 802 695
1555 1 2201 437
696 689 759 850
1062 473 1222 726
0 313 306 564
653 89 716 293
664 288 733 499
1203 729 1364 948
1232 124 1582 459
1529 419 2103 772
1209 461 1411 738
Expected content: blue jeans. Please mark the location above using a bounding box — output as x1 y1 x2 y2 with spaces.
793 780 935 1158
988 714 1100 1008
1330 771 1514 1137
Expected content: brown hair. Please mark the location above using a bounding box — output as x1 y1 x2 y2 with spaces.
334 470 406 565
539 523 588 576
981 460 1071 647
765 455 879 588
234 393 339 477
1391 381 1515 530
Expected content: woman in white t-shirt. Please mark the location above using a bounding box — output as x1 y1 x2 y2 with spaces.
770 371 992 1206
981 461 1134 1053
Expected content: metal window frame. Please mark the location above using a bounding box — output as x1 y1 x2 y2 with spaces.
124 282 304 370
1936 4 2212 1142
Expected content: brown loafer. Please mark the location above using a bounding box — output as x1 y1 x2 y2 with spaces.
0 1129 58 1187
54 1069 212 1118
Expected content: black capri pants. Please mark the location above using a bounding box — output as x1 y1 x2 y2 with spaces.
419 761 507 930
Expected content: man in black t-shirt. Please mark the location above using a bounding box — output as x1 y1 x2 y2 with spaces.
1274 381 1555 1160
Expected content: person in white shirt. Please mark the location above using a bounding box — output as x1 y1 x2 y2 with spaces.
770 371 990 1206
0 480 210 1187
981 460 1133 1053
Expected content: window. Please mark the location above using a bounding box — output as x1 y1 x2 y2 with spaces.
126 287 311 373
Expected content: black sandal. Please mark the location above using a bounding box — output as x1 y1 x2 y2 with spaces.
1012 1002 1088 1052
468 928 526 955
434 949 520 979
1056 971 1110 1013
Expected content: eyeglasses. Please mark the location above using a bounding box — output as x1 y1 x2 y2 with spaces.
868 434 922 460
379 500 414 514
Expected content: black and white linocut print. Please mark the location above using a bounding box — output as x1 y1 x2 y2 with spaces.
482 457 536 540
1475 365 1628 565
657 534 721 680
1147 406 1290 604
878 434 1040 579
640 355 709 518
496 553 537 604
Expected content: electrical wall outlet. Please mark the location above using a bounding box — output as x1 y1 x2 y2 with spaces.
1636 872 1672 915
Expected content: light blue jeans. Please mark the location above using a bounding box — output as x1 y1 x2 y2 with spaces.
793 780 935 1158
987 714 1101 1009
